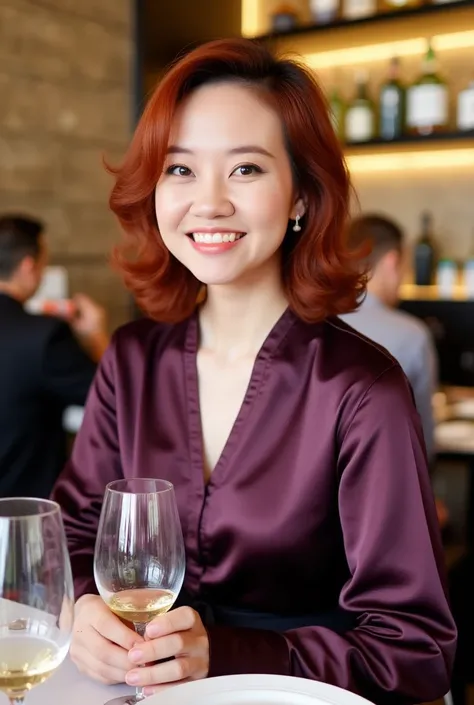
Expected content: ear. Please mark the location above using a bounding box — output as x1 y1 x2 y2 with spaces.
380 249 400 273
16 256 37 277
290 196 306 220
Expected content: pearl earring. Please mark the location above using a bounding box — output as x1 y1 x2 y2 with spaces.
293 215 301 232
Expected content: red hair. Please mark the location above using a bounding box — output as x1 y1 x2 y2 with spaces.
109 38 365 323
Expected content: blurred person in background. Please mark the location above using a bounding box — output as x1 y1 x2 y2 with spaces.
340 214 438 462
340 214 448 529
0 214 109 498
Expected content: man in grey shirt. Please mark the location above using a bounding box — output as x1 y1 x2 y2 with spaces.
340 214 438 461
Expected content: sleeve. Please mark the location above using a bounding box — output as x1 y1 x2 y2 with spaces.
206 365 456 705
407 329 438 463
51 338 123 599
41 320 97 407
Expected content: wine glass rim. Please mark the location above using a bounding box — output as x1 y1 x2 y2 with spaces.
0 497 61 519
106 478 174 495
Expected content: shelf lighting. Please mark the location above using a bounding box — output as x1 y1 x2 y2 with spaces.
304 30 474 69
242 0 260 38
346 147 474 173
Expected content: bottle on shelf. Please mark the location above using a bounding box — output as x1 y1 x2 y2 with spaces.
457 79 474 132
436 259 458 298
270 4 300 32
341 0 376 20
413 211 437 286
464 230 474 299
406 40 449 136
379 57 405 140
345 70 375 143
383 0 421 10
309 0 340 24
328 87 345 141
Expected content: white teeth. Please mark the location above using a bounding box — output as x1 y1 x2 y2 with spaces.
191 232 244 244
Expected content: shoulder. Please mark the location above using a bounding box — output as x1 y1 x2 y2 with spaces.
384 306 432 343
291 315 411 432
104 316 187 372
317 315 399 381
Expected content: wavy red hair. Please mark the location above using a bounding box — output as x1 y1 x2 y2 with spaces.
109 38 365 323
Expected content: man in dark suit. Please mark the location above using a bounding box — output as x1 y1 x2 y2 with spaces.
0 215 110 498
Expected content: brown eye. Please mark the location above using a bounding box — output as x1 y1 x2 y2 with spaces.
167 165 193 177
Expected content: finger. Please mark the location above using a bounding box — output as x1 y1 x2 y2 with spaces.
126 655 206 687
129 632 189 666
91 608 143 650
146 606 197 639
71 643 127 685
74 626 134 671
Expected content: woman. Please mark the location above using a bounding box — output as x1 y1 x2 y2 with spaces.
52 38 456 703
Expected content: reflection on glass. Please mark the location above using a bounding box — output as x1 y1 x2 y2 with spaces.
0 498 74 704
94 479 185 705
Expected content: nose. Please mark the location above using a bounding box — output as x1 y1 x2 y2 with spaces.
189 174 235 219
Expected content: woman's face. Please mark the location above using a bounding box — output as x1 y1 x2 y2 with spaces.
155 81 304 287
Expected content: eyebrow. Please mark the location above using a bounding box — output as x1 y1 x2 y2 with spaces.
166 145 275 158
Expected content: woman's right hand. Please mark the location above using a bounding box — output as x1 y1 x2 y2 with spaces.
71 594 144 684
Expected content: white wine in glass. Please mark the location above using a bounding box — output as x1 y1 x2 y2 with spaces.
0 498 74 705
94 478 186 705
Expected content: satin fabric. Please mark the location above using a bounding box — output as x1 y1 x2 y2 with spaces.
52 308 456 704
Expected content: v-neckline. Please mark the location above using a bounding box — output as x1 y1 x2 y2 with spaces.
183 306 297 491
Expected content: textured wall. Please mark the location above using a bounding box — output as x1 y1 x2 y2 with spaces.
0 0 133 330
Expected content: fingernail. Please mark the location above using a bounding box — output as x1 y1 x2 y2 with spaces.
143 688 155 697
126 671 141 685
129 648 143 663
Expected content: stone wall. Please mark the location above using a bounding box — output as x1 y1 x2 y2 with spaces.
0 0 133 331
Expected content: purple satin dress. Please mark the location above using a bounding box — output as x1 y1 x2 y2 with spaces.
52 308 456 704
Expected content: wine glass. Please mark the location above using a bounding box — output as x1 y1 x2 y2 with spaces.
94 479 186 705
0 498 74 705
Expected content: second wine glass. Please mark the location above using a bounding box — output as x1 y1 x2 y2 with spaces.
94 478 186 705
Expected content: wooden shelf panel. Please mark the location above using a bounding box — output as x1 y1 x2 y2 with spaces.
258 2 474 59
255 0 474 40
344 132 474 156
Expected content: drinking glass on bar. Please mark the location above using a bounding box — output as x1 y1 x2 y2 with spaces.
94 479 186 705
0 498 74 705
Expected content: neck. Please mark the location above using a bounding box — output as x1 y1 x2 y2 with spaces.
198 262 288 360
0 280 25 303
366 280 393 308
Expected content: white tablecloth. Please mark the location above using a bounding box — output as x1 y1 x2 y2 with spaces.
28 657 132 704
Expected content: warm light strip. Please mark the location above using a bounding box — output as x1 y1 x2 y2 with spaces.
346 148 474 173
241 0 260 38
304 30 474 69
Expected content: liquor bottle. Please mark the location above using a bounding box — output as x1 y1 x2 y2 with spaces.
270 4 299 32
414 211 437 286
457 80 474 132
341 0 376 20
310 0 339 24
328 87 345 141
406 40 449 136
464 230 474 299
345 71 375 143
379 57 405 140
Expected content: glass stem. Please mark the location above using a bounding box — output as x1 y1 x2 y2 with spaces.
133 623 147 702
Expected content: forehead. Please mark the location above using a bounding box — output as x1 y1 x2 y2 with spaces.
170 82 286 152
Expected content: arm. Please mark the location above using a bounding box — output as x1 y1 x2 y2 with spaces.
51 338 123 598
407 329 438 463
42 321 97 407
206 365 456 704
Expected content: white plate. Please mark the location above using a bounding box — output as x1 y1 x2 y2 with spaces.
145 674 375 705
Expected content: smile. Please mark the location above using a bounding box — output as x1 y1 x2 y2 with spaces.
190 232 245 244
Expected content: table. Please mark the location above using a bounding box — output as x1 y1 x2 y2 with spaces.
28 657 133 704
